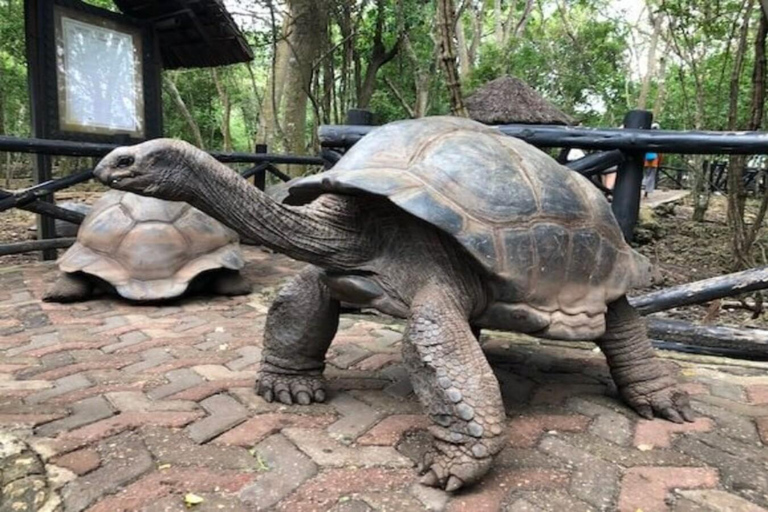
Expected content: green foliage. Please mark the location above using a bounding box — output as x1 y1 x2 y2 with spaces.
0 0 766 153
471 0 630 126
0 0 30 136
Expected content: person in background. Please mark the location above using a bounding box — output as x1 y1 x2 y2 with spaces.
601 123 624 192
642 123 662 199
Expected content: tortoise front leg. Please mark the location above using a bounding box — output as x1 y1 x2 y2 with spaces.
597 296 694 423
404 284 506 492
257 265 339 405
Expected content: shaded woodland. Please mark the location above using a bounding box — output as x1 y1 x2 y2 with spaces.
2 0 768 268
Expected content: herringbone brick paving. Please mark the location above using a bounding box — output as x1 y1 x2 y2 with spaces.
1 247 768 511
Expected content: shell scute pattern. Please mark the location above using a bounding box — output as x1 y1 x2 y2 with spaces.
174 207 237 256
57 191 244 300
77 203 134 254
115 222 188 280
120 193 187 223
291 116 644 337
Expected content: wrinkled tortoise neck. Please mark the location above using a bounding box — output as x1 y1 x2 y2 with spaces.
181 151 367 269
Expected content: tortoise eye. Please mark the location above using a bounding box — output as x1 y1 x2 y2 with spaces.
116 156 134 168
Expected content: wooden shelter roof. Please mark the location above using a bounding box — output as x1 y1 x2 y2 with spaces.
113 0 253 69
465 76 574 126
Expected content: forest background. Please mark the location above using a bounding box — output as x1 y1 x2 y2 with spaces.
2 0 768 268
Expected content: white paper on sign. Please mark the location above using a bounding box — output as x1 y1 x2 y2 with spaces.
60 16 140 132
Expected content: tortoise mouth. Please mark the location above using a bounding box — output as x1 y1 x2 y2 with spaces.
94 167 139 188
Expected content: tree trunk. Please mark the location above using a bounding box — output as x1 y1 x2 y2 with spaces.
494 0 503 47
652 55 669 119
436 0 468 117
456 14 472 80
456 2 484 81
256 15 291 150
0 61 7 188
211 68 232 152
728 0 765 269
162 74 204 149
357 0 399 109
281 0 329 175
637 14 663 110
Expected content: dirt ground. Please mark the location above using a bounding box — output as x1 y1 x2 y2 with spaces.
635 193 768 328
3 188 768 329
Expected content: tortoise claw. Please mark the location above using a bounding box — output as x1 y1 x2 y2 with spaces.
420 471 440 487
445 476 464 492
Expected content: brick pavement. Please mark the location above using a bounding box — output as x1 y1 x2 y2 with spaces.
1 247 768 511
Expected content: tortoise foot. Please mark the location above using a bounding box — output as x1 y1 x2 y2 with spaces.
418 439 494 492
256 371 327 405
622 380 695 424
43 274 93 303
211 271 252 296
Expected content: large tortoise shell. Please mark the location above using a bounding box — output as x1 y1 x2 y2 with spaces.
57 190 243 300
289 116 647 319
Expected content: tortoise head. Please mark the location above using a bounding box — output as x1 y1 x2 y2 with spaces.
94 139 196 201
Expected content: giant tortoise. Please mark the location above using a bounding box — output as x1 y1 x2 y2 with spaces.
44 190 251 302
92 116 692 491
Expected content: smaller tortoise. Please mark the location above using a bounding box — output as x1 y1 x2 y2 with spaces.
44 190 251 302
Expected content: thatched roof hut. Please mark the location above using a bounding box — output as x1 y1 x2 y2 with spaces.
465 76 574 126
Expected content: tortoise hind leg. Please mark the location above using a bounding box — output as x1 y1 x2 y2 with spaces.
597 296 694 423
405 284 506 492
43 273 94 303
210 270 252 296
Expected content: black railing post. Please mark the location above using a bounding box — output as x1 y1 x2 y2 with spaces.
26 0 57 260
611 110 653 241
345 108 375 126
254 143 267 190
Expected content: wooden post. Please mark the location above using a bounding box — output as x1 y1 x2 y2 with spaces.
25 0 57 260
254 143 267 190
611 110 653 241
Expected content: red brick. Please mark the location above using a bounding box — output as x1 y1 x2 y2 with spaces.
357 415 431 446
0 412 68 426
747 385 768 405
168 379 252 402
55 411 202 453
447 469 570 512
508 414 591 448
144 356 230 376
0 364 30 373
85 467 255 512
25 341 111 358
50 383 145 405
634 417 714 448
33 357 141 381
53 448 101 475
757 417 768 445
618 467 719 512
276 468 413 512
113 336 199 355
44 311 102 326
530 384 607 405
354 353 401 371
213 413 336 447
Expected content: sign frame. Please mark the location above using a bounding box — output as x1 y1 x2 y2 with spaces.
29 0 162 144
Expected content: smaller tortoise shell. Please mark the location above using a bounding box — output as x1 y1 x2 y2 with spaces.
57 190 243 300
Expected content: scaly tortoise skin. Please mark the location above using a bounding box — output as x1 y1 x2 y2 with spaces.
92 116 693 492
45 190 250 301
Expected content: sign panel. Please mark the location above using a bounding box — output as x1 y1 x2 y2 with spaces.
55 7 145 138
